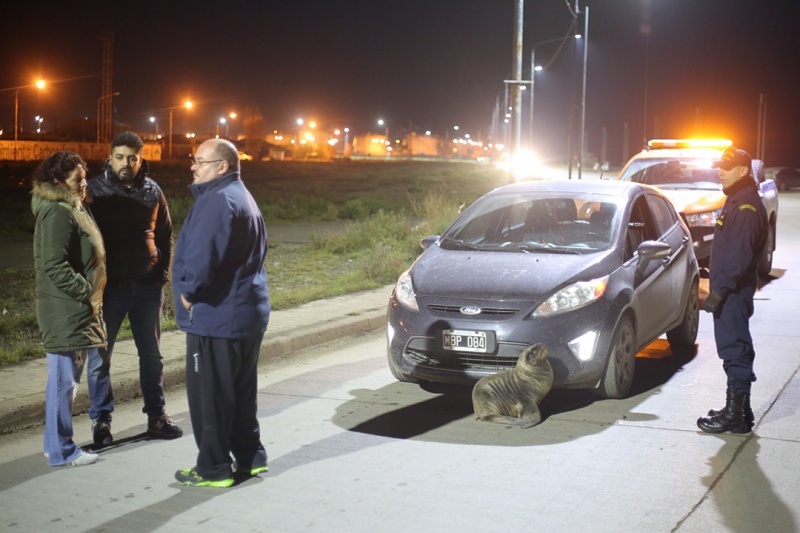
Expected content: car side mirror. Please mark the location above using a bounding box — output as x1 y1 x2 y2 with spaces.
421 235 440 250
636 240 671 271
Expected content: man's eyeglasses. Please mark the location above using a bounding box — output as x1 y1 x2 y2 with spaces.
190 157 223 166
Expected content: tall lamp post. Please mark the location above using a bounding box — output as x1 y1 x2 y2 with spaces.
227 112 237 138
168 100 193 159
578 6 589 180
149 116 159 139
14 79 46 156
377 119 389 158
529 36 577 147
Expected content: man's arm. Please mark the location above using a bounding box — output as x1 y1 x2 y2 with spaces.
154 186 173 283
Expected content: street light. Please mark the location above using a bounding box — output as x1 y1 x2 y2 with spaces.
528 36 577 147
14 79 46 154
150 116 159 138
227 112 237 138
377 119 389 157
168 100 193 158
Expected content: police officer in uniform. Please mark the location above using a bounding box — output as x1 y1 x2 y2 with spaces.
697 146 767 434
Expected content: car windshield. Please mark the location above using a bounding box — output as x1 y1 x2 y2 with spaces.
619 157 722 190
441 192 620 253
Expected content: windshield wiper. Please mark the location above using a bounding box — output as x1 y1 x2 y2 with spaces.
440 237 479 250
517 244 581 254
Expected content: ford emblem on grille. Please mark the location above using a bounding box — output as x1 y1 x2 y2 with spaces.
460 305 482 316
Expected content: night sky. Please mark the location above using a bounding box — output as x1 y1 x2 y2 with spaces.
2 0 799 166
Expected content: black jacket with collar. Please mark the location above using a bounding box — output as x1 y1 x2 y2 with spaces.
709 177 768 299
87 159 173 284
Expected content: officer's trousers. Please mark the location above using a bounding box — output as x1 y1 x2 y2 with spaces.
713 286 757 394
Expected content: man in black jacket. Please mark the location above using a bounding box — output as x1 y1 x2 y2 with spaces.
697 146 767 434
87 131 183 444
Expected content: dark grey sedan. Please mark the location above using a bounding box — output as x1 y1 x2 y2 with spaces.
386 179 700 399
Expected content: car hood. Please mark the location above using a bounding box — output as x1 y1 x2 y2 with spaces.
410 246 619 301
657 188 724 215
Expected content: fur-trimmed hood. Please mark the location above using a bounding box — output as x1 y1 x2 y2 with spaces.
31 180 83 215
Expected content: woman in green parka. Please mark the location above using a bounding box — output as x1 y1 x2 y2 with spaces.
32 151 109 467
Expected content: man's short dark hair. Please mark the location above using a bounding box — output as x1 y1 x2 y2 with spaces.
111 131 144 153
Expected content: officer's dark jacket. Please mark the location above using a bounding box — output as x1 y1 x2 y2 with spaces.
87 159 173 284
709 177 767 299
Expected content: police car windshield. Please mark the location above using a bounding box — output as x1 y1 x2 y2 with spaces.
619 158 722 190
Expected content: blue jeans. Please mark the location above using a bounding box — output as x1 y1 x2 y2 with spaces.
88 279 165 419
44 350 92 465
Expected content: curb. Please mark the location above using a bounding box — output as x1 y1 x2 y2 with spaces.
0 286 391 434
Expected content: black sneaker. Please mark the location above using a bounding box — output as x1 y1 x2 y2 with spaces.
92 420 113 446
147 414 184 439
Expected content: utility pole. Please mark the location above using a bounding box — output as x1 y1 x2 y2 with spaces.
98 32 114 144
510 0 524 182
578 4 588 179
757 93 767 161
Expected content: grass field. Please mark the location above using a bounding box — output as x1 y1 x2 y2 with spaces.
0 159 508 366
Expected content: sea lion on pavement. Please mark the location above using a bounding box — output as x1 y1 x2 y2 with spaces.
472 343 554 428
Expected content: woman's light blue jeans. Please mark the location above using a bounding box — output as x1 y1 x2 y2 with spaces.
43 350 96 466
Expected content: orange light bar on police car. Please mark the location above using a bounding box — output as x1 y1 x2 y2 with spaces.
647 139 733 150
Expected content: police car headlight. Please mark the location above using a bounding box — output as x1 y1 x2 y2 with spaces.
395 270 419 312
532 276 608 318
684 208 722 228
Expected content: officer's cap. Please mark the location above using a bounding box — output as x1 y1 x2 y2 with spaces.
712 146 752 171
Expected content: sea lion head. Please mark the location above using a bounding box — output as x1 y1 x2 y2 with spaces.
518 343 548 367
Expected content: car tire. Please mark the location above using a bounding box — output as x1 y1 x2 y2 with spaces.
595 316 635 399
758 222 775 279
666 278 699 348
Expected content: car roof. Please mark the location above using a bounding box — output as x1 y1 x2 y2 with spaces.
490 178 653 200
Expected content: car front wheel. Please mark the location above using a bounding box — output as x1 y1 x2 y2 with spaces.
595 316 635 399
666 278 699 348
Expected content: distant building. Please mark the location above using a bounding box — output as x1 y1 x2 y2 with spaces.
352 133 389 157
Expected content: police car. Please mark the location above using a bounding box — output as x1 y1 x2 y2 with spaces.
617 139 778 277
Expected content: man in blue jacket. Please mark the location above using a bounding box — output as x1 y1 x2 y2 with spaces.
697 146 767 434
172 139 270 488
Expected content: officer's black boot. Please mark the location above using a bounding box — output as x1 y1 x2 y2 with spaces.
697 389 750 434
707 392 754 429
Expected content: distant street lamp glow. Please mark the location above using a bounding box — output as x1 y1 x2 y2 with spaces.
168 100 193 158
13 79 46 155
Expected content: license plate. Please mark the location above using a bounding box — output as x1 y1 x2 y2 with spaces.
442 329 489 353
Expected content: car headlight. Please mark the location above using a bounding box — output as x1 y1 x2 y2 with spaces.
684 208 722 228
395 270 419 311
532 276 608 318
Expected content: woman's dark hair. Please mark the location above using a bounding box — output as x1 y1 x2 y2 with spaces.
32 151 87 186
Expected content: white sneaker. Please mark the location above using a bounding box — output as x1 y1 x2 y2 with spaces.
69 450 99 467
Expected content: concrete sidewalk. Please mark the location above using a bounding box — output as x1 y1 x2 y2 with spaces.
0 284 394 434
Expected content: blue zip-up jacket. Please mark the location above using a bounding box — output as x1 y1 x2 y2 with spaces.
172 171 270 338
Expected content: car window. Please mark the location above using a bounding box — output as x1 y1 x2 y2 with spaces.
443 193 617 253
646 194 678 236
625 195 659 259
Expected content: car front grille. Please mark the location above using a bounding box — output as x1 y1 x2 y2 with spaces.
405 344 521 372
426 304 519 318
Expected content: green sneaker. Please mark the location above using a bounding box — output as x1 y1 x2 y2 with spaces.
232 459 268 476
175 467 234 488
